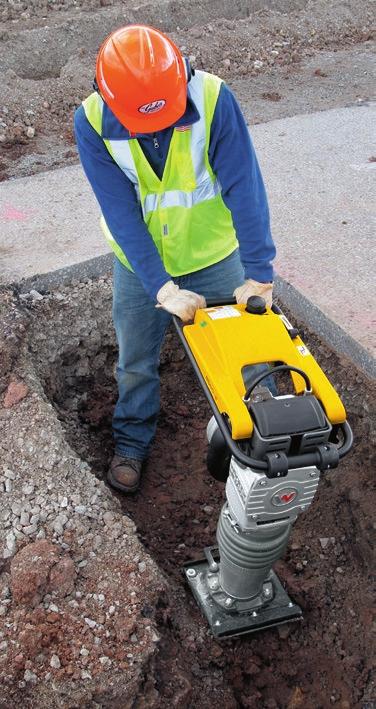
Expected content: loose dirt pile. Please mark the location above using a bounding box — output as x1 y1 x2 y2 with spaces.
0 286 166 708
0 0 374 179
1 276 374 707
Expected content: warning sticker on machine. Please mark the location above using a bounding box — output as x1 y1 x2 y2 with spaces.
206 306 241 320
297 345 310 356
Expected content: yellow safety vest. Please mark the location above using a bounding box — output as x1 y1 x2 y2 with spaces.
82 70 238 275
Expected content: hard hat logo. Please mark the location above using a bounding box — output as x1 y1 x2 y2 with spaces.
138 99 166 115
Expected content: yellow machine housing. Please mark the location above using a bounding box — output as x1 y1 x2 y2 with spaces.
183 304 346 440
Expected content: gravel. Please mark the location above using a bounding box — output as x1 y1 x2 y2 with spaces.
0 286 167 707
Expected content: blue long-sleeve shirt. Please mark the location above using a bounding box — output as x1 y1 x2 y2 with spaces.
74 81 276 300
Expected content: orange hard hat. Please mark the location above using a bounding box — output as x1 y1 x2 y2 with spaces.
96 24 188 133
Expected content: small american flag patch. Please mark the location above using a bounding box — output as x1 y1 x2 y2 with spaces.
175 125 192 132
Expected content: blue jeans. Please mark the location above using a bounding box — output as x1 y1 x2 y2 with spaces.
112 251 272 460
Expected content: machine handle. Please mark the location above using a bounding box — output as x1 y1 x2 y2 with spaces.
206 297 279 310
205 297 237 307
205 298 281 312
243 364 312 401
173 296 281 313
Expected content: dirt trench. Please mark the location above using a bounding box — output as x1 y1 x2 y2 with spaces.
23 276 376 709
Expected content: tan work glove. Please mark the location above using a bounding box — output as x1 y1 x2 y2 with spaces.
234 279 273 308
156 280 206 322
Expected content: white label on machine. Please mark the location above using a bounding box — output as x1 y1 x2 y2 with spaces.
297 345 310 356
206 306 241 320
279 314 293 329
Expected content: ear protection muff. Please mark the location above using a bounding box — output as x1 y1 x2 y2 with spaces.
183 57 194 83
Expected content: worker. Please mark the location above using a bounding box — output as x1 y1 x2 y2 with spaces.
74 24 276 493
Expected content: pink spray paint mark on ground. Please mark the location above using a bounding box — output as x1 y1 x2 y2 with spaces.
1 204 35 222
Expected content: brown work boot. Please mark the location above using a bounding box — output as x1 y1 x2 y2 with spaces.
107 454 143 493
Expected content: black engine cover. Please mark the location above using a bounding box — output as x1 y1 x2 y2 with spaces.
249 394 327 437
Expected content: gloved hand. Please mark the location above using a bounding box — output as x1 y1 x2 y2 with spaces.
234 279 273 308
156 280 206 322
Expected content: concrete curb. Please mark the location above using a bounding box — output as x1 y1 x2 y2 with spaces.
274 275 375 381
12 254 114 294
11 254 375 381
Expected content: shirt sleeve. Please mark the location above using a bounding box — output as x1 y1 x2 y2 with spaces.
208 83 276 283
74 105 171 300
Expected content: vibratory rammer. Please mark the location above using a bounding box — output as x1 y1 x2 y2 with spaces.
174 296 353 638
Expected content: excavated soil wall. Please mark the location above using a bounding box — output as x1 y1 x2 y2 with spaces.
2 275 373 708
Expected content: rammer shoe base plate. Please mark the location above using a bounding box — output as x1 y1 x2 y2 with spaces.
184 556 302 639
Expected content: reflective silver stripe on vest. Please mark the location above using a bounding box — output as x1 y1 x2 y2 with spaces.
143 177 221 215
188 70 212 185
107 140 141 205
108 139 138 185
